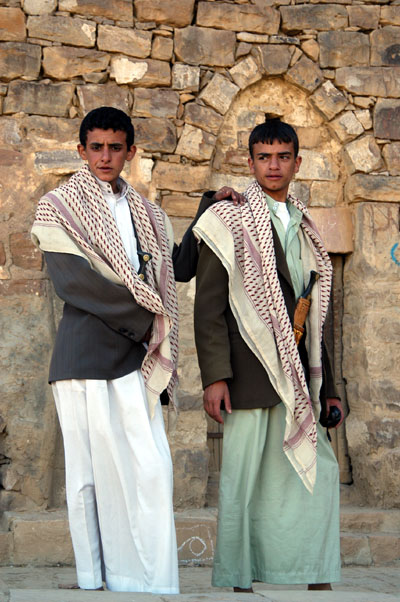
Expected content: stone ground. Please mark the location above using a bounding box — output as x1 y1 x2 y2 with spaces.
0 565 399 601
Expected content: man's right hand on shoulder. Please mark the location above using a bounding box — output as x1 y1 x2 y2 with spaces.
203 380 232 424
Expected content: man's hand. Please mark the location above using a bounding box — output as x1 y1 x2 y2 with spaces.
326 397 344 429
214 186 246 206
203 380 232 424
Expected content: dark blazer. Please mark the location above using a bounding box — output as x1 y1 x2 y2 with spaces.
194 209 337 411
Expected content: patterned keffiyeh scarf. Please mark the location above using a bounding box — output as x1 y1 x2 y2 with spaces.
31 164 179 417
193 180 332 492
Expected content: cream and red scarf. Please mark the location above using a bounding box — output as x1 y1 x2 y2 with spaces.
31 165 179 417
193 180 332 492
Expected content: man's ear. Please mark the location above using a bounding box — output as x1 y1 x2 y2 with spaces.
127 145 137 162
294 155 302 174
248 156 255 174
77 144 87 160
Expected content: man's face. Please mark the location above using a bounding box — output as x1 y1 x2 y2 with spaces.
248 140 301 202
77 128 136 193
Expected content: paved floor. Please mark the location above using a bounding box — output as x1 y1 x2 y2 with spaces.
0 566 399 601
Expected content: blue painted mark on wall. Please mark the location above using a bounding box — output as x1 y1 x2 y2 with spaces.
391 243 400 266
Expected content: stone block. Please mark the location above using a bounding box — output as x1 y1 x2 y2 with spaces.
344 135 383 174
229 56 262 90
310 81 348 121
281 5 348 33
58 0 133 22
238 33 269 44
174 26 236 68
371 26 400 67
0 531 12 563
257 44 292 75
335 67 400 98
383 142 400 175
176 124 216 162
0 42 41 82
172 64 200 92
184 103 223 136
175 511 216 565
199 73 239 116
43 47 109 80
196 2 279 34
97 25 151 58
161 195 200 218
369 535 400 565
210 172 253 193
355 109 372 131
9 232 43 270
319 31 370 68
0 8 26 42
309 181 343 208
10 512 73 565
301 39 319 62
27 15 95 47
347 5 380 30
23 0 57 15
152 161 210 192
330 111 364 143
286 55 323 93
374 99 400 140
0 242 5 266
381 6 400 27
4 81 74 117
309 207 353 254
133 88 179 119
345 174 400 203
171 448 208 509
77 84 131 115
134 0 195 28
110 57 170 87
151 35 173 61
297 149 338 181
132 117 176 153
34 150 82 175
340 534 372 566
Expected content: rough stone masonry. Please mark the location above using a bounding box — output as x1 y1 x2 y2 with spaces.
0 0 400 565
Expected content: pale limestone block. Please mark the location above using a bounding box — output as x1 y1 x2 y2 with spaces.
309 181 343 207
353 97 375 109
174 26 236 68
132 117 176 153
309 80 348 121
296 149 338 181
162 194 201 218
58 0 133 22
236 42 253 59
345 174 400 202
229 55 262 90
151 35 173 61
98 25 151 58
281 5 348 32
43 47 109 80
34 149 82 174
369 535 400 565
135 0 195 28
110 57 170 87
0 43 41 82
4 81 74 117
172 64 200 92
210 172 253 193
340 534 372 566
286 54 323 93
354 109 372 131
27 15 96 47
335 67 400 98
344 135 383 174
184 103 223 136
176 124 216 162
383 142 400 175
175 512 216 565
371 26 400 67
237 33 269 43
0 8 26 41
318 31 370 68
199 73 239 116
347 5 380 29
152 161 210 192
308 207 353 253
330 111 364 143
77 84 131 115
256 44 292 75
381 6 400 26
301 39 319 62
374 99 400 140
133 88 179 119
288 180 310 205
22 0 57 15
197 1 279 34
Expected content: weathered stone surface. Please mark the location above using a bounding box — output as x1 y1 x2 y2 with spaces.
340 534 372 566
199 73 239 116
161 195 201 218
134 0 195 28
310 181 343 208
347 5 380 30
176 124 216 161
172 64 200 92
330 111 364 143
374 99 400 141
152 161 210 192
355 109 372 131
297 149 338 181
9 233 42 270
310 81 348 121
43 47 109 80
27 15 96 47
34 150 82 175
345 174 400 202
110 57 170 87
196 2 279 35
257 44 292 75
286 55 323 93
4 81 74 117
0 242 5 265
174 27 236 68
175 511 216 564
344 135 383 174
210 172 253 193
10 512 73 565
381 6 400 27
335 67 400 98
371 26 400 67
229 56 262 90
151 35 173 61
132 117 176 153
309 207 353 254
184 103 223 136
77 84 131 115
281 5 348 33
383 142 400 175
0 8 25 42
58 0 133 22
23 0 57 15
133 88 179 119
97 25 151 58
369 535 400 565
0 43 41 82
319 31 370 68
301 39 319 62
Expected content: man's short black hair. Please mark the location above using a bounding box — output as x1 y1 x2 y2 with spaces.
79 106 135 148
249 118 299 159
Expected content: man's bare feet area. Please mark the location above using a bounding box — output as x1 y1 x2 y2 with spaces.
58 583 104 590
308 583 332 590
233 586 254 593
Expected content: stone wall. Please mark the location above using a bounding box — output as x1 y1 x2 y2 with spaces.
0 0 399 514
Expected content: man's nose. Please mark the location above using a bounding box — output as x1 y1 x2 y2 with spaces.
269 156 279 169
101 146 111 161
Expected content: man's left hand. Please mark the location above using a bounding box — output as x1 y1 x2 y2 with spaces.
326 397 344 428
214 186 246 206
